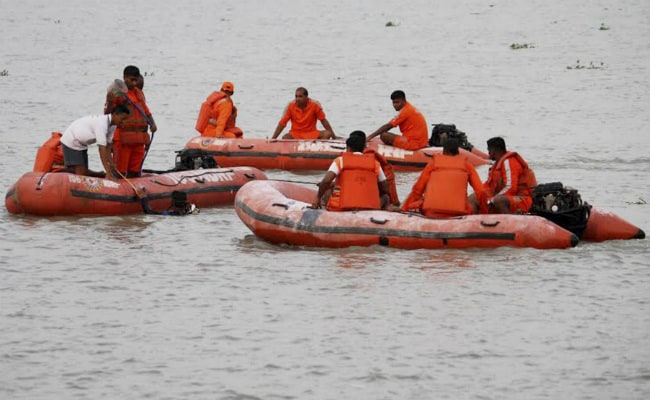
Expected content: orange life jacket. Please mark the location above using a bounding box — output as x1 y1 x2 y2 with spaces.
195 91 238 134
33 132 65 172
363 148 399 205
422 154 471 217
486 151 537 197
117 88 151 145
327 153 380 211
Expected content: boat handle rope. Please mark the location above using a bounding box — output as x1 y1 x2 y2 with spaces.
36 172 48 190
272 203 289 209
480 220 500 227
238 145 254 149
370 217 388 225
151 169 235 187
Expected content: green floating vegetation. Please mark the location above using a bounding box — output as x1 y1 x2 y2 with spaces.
0 69 8 77
566 60 605 70
510 43 535 50
385 21 399 27
625 197 647 205
599 22 610 30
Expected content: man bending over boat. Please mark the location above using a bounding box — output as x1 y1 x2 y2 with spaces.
60 105 131 179
366 90 429 150
271 87 337 140
469 137 537 214
401 138 487 218
313 131 390 210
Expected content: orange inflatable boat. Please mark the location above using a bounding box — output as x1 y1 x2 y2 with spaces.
183 136 490 171
234 180 580 250
6 167 267 216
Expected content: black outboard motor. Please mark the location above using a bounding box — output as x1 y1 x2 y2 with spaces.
530 182 591 238
429 123 475 152
174 149 218 171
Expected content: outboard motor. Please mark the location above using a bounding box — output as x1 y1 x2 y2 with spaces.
429 123 475 152
530 182 591 237
174 149 218 171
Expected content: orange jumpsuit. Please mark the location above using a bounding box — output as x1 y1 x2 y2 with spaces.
197 91 243 138
278 99 326 139
106 88 152 176
389 101 429 150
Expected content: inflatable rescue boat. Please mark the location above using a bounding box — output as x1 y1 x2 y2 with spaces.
234 180 581 250
6 167 267 216
183 136 490 171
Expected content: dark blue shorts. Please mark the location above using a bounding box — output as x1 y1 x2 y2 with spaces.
62 144 88 167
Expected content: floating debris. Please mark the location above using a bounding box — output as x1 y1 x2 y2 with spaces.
625 197 647 205
385 21 399 27
510 43 535 50
566 60 605 70
599 22 610 30
0 69 8 77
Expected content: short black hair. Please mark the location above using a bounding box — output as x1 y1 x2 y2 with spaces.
346 130 366 152
112 104 131 115
296 87 308 97
486 137 506 152
443 138 460 155
390 90 406 100
123 65 140 78
171 190 188 208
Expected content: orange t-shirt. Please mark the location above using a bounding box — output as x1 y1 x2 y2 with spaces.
278 99 326 138
389 101 428 148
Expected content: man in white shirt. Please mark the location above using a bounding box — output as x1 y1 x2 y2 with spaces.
313 130 390 210
60 104 130 179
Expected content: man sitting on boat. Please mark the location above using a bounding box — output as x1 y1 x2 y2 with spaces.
366 90 429 150
60 105 131 179
401 138 486 218
271 87 337 140
470 137 537 214
195 81 244 139
313 131 390 211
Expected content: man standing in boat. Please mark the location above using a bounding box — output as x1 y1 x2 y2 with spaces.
105 65 157 178
470 137 537 214
60 105 131 179
313 130 390 210
366 90 429 150
271 87 337 140
195 81 243 139
401 138 486 218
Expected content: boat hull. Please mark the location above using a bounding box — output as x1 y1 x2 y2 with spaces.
234 180 579 250
581 207 645 242
5 167 267 216
183 137 490 171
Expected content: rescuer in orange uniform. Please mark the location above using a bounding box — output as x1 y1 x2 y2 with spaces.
367 90 429 150
401 138 486 218
195 81 243 139
271 87 337 140
313 131 389 211
470 137 537 214
105 65 157 177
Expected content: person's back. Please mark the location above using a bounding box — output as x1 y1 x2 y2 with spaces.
327 152 381 211
314 130 388 210
402 138 484 217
